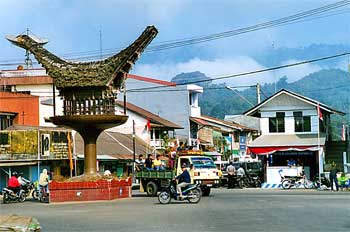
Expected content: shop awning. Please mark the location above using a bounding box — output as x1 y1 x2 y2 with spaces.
247 134 325 155
0 161 38 167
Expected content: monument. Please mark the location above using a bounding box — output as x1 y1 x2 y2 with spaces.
7 26 158 201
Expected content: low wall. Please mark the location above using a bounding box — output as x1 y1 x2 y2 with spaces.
49 178 132 202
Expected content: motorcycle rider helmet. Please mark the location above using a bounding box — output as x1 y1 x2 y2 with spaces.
12 171 18 177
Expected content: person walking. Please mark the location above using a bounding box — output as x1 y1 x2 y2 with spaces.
329 162 339 191
226 163 236 189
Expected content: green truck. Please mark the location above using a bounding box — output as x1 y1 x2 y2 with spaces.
135 154 220 196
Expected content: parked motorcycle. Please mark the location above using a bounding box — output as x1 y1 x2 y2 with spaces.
2 188 26 204
238 174 261 188
313 175 331 189
20 177 39 200
158 180 201 204
281 175 314 189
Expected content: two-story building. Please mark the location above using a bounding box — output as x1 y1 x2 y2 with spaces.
244 89 345 184
122 74 256 158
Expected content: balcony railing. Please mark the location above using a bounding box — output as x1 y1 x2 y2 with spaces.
150 139 164 148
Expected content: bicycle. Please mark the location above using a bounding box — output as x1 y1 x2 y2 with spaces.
39 185 49 203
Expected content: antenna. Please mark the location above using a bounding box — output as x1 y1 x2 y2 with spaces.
25 28 33 69
99 26 103 60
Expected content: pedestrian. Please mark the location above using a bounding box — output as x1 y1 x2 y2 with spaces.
39 169 49 197
338 172 348 191
226 163 236 189
329 162 339 191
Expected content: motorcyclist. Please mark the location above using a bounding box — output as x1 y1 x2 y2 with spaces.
175 163 191 199
8 172 21 195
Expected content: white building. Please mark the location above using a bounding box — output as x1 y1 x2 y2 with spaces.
244 89 345 184
0 68 62 127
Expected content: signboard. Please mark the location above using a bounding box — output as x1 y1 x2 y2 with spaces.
41 134 50 156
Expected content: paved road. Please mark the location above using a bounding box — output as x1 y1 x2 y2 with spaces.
1 188 349 232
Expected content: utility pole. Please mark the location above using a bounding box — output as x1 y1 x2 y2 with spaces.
256 83 261 104
132 120 136 183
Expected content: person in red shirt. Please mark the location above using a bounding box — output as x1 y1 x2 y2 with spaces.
8 172 21 194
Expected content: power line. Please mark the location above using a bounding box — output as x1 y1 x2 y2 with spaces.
126 51 350 92
1 0 350 65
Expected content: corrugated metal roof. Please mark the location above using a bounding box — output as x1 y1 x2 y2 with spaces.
200 115 255 131
248 134 326 147
74 131 159 159
116 101 183 129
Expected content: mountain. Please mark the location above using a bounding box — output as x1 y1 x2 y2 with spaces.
171 71 212 87
254 44 350 67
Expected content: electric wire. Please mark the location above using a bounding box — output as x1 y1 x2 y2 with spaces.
126 51 350 92
0 0 350 65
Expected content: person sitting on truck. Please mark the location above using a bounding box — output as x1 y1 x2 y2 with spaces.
145 154 153 170
175 164 191 199
153 155 165 171
167 152 175 170
136 154 145 171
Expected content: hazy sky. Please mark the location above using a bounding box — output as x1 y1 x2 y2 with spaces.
1 0 349 85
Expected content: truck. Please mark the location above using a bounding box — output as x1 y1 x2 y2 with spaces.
135 151 220 196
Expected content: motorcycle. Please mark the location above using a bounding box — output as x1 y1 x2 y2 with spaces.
2 188 26 204
158 180 201 204
238 174 261 188
20 177 39 200
281 175 314 189
313 175 331 189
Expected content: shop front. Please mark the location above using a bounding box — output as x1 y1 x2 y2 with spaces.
247 134 325 184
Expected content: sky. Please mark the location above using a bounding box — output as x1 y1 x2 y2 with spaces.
1 0 350 86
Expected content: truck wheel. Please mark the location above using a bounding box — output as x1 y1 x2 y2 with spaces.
146 182 158 197
202 187 211 196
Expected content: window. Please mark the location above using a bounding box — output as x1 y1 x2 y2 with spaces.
0 114 14 130
294 111 311 132
269 112 285 133
52 131 68 143
0 133 9 145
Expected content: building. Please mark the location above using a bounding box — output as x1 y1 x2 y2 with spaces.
0 91 39 129
122 74 257 159
0 125 73 190
244 89 345 184
0 68 59 127
110 101 183 150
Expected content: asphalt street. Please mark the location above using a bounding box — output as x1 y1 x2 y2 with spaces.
1 188 349 232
